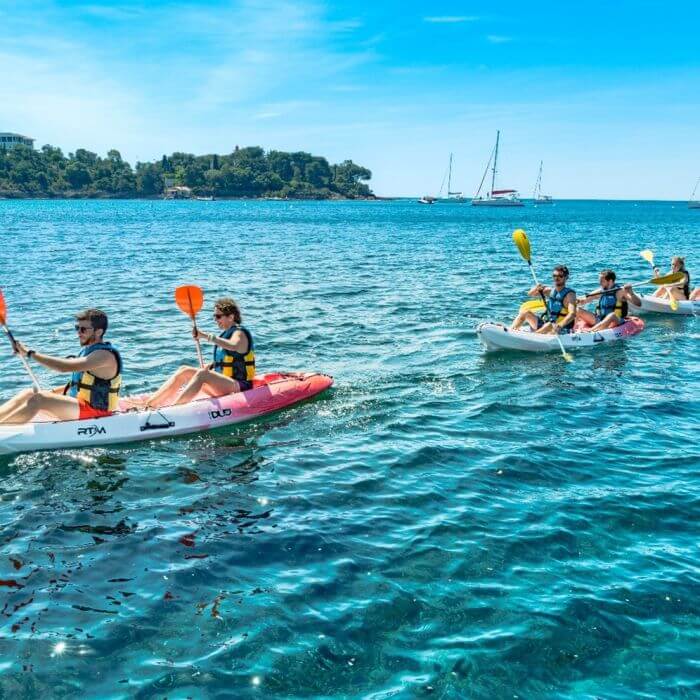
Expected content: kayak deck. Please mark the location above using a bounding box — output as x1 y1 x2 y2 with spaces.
0 372 333 455
477 317 645 353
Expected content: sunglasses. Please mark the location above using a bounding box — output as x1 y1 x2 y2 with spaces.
552 274 565 279
213 313 224 319
75 325 93 333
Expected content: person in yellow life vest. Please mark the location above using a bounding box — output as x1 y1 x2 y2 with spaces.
142 297 255 409
0 309 122 424
576 269 642 331
510 265 577 335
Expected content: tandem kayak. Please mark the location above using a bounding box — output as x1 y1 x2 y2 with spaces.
476 317 645 353
629 295 699 316
0 372 332 456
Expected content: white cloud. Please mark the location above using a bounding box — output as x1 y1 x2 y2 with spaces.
424 16 478 23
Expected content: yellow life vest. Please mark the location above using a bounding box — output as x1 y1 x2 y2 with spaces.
213 326 255 382
65 342 122 411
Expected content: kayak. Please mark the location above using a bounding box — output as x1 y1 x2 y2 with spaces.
0 372 332 456
477 317 645 353
629 295 699 316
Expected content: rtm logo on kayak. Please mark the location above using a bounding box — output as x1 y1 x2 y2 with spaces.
209 408 232 420
77 425 107 437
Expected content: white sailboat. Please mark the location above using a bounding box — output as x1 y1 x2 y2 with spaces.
533 160 553 205
689 177 700 209
472 131 523 207
439 153 467 203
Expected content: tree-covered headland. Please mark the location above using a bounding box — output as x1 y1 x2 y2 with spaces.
0 145 373 199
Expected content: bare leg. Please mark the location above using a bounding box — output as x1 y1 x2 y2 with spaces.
144 366 198 408
590 313 622 332
576 308 597 328
0 389 36 422
511 310 540 331
0 391 80 424
535 321 556 335
174 369 241 406
691 289 700 301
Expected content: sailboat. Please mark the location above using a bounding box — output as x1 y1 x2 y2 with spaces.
472 131 523 207
689 177 700 209
439 153 467 203
533 160 553 205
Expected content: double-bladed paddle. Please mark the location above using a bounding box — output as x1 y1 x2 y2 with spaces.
0 289 42 390
512 229 574 362
640 249 679 310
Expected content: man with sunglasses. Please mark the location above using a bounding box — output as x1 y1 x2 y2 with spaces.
0 309 122 424
511 265 577 334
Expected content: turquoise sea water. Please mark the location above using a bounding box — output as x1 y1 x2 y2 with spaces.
0 199 698 698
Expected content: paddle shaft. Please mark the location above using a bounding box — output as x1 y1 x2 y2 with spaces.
526 262 571 359
1 323 41 391
642 253 679 310
584 278 682 300
185 288 205 368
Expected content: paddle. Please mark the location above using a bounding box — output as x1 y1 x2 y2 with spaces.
512 229 573 362
640 249 678 310
174 285 205 368
0 289 41 390
583 272 685 299
519 299 546 313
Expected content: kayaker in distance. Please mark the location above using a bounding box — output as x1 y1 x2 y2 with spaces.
510 265 577 335
140 297 255 409
0 309 122 424
652 256 691 301
576 269 642 331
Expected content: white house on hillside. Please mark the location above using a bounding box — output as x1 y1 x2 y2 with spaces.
0 133 35 150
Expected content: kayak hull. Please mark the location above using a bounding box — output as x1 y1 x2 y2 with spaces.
0 372 332 456
476 317 645 353
629 295 699 316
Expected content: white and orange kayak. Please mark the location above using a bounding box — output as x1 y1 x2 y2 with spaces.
477 317 645 353
0 372 332 455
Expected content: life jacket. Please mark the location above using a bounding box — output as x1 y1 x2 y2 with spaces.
596 285 627 320
64 342 122 412
542 286 576 330
212 326 255 383
682 271 690 299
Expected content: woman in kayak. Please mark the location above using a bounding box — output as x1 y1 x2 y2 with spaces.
140 297 255 409
652 256 691 301
576 269 642 331
0 308 122 424
511 265 577 335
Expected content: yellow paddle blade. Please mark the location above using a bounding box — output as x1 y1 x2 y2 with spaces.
639 249 654 266
669 295 679 310
512 229 531 263
520 299 545 313
649 272 684 286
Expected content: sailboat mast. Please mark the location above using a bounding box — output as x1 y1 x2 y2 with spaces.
490 131 499 197
534 160 543 199
448 153 453 195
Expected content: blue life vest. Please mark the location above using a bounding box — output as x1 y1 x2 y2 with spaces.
65 342 122 411
596 285 627 320
212 326 255 384
543 286 575 330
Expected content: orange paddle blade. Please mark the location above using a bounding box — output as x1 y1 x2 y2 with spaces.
0 289 7 326
174 285 204 318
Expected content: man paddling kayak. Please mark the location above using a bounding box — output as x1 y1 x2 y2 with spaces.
576 269 642 331
511 265 577 334
140 297 255 409
0 309 122 424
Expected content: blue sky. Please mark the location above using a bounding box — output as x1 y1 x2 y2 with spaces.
1 0 699 199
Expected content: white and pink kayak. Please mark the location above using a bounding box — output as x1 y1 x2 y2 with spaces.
477 317 645 353
0 372 333 455
628 295 700 316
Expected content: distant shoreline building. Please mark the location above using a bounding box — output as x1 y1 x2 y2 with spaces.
0 133 35 150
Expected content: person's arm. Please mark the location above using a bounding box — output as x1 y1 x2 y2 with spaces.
528 284 550 297
15 343 114 375
577 288 601 306
196 329 249 354
554 293 577 332
622 284 642 306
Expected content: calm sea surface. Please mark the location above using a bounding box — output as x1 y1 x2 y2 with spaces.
0 199 698 698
